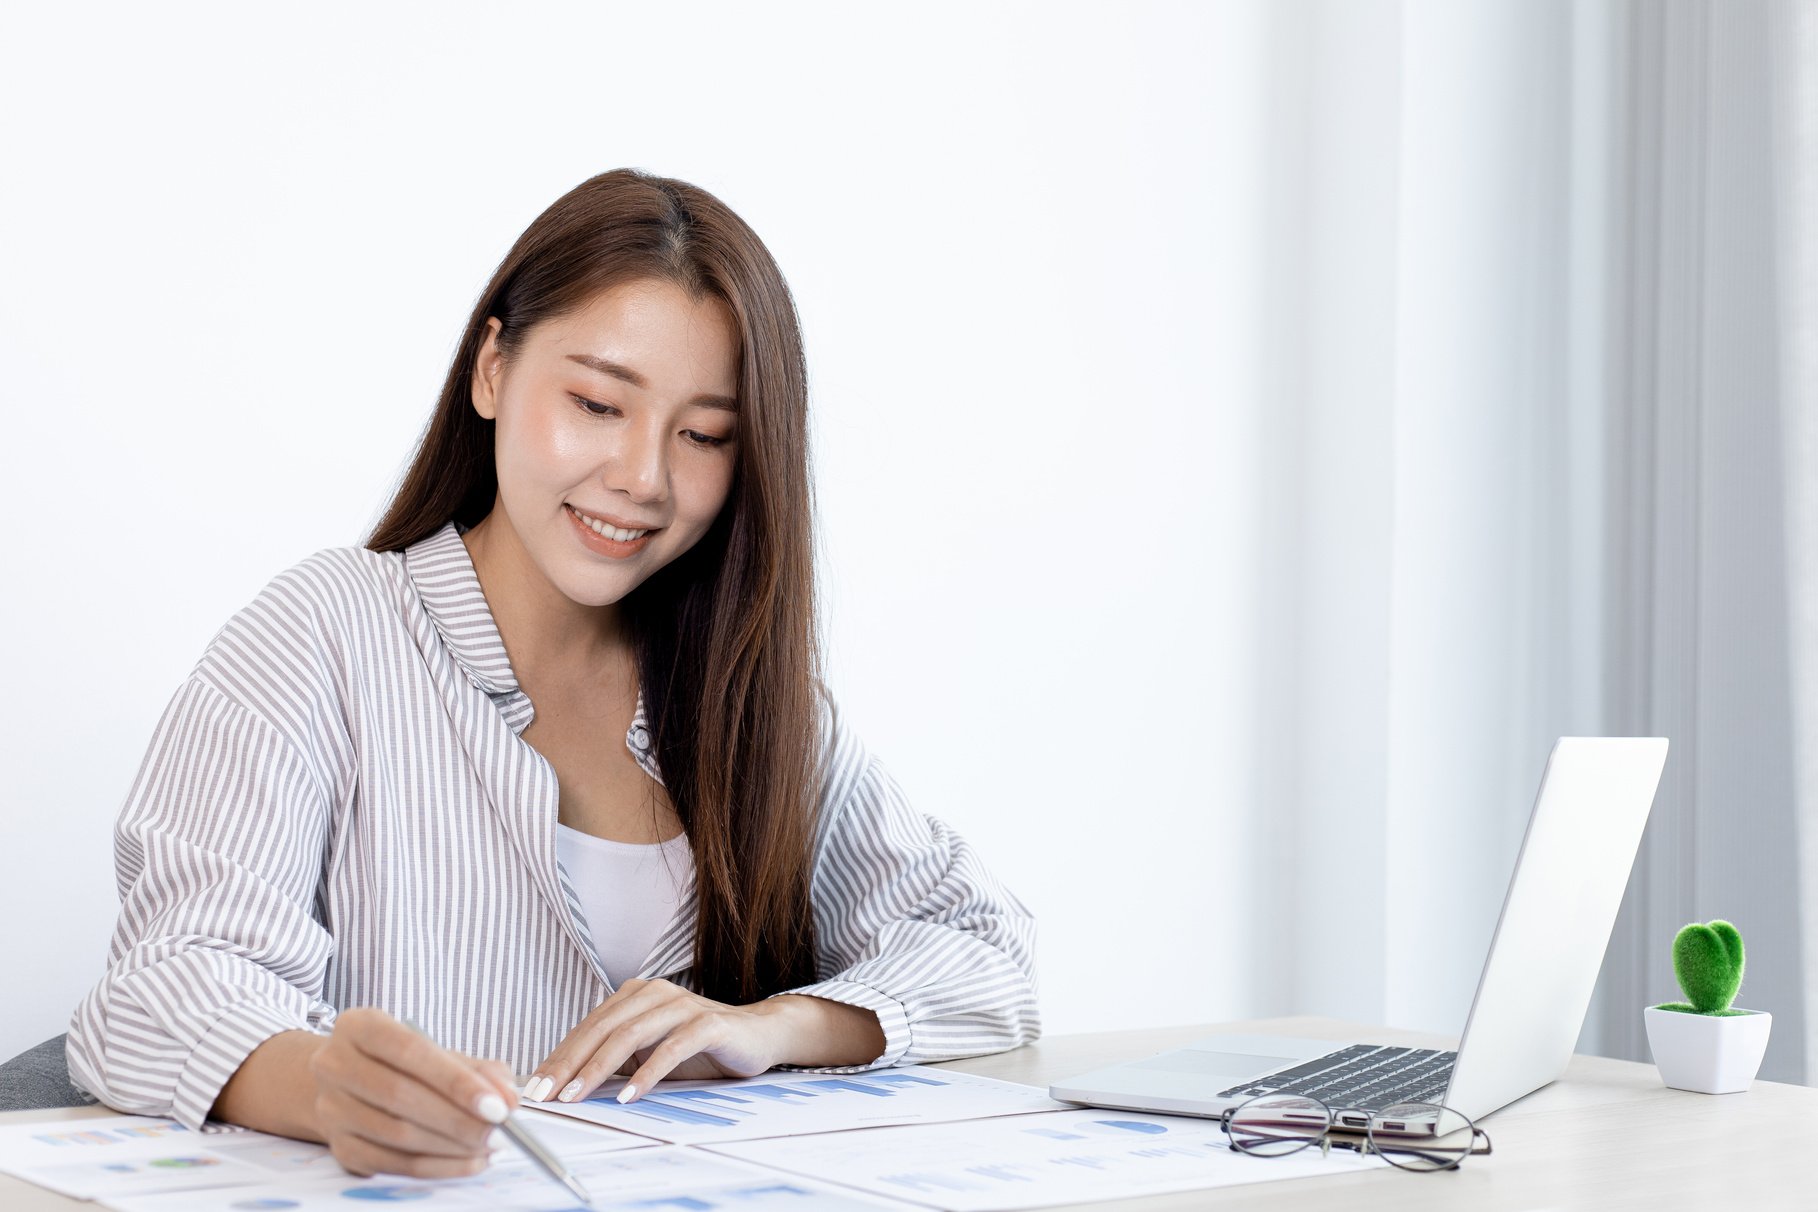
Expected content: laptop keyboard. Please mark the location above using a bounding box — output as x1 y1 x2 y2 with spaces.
1216 1044 1457 1113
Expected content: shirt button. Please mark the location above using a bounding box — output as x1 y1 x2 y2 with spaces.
630 725 651 751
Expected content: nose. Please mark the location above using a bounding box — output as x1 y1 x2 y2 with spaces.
604 416 669 505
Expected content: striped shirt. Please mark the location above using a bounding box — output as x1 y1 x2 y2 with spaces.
66 520 1041 1129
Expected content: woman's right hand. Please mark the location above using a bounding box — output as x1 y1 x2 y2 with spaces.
306 1008 519 1179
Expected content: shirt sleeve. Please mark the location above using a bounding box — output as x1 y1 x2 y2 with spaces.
770 692 1042 1072
65 672 339 1130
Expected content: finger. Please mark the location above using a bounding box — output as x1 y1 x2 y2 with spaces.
347 1015 514 1127
472 1058 520 1110
319 1086 494 1161
471 1060 517 1161
529 979 668 1095
331 1133 491 1182
316 1041 496 1153
314 1082 487 1162
556 1002 702 1103
462 1056 520 1111
529 981 687 1101
621 1018 725 1103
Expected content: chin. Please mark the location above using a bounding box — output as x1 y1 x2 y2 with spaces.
559 570 643 609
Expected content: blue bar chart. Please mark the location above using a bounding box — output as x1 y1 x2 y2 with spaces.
705 1109 1389 1211
529 1066 1065 1144
107 1144 913 1212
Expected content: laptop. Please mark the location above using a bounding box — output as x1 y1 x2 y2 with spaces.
1050 736 1669 1130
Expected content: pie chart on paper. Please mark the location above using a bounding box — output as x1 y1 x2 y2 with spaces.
338 1189 433 1202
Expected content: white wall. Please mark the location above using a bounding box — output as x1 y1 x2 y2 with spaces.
16 0 1794 1090
0 0 1265 1062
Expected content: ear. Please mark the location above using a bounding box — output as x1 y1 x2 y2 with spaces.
471 317 505 421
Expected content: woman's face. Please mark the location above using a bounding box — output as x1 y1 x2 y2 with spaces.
471 277 742 612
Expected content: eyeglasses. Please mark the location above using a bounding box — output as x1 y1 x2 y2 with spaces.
1218 1094 1492 1172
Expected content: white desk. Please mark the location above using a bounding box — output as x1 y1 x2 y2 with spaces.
3 1016 1810 1210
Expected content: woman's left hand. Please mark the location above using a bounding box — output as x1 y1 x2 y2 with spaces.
523 978 790 1105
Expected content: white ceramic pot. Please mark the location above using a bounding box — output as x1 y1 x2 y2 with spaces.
1644 1005 1772 1094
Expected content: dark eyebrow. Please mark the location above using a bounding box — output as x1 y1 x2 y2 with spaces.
565 353 739 413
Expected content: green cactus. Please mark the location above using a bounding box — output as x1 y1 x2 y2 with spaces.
1653 919 1752 1016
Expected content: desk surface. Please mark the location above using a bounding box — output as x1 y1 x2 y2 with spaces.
3 1016 1810 1211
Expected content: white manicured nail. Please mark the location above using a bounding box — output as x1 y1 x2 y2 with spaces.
526 1076 553 1102
487 1128 504 1150
476 1094 509 1124
560 1080 583 1102
617 1084 638 1104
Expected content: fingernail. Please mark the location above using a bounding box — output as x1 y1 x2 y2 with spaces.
559 1080 583 1102
486 1128 504 1150
476 1094 510 1124
525 1076 553 1102
617 1083 638 1104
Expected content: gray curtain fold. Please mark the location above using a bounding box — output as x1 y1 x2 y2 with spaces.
1259 0 1813 1084
1588 0 1810 1084
1778 0 1818 1090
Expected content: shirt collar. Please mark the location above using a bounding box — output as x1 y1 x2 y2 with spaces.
401 520 662 782
402 520 521 697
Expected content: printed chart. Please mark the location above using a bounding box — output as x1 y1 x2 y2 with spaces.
0 1116 325 1200
528 1067 1065 1144
483 1108 661 1157
0 1108 648 1204
108 1143 924 1212
704 1108 1390 1211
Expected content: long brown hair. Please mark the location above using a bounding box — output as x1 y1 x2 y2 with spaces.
367 168 821 1004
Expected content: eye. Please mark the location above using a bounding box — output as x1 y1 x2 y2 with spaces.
571 394 617 418
684 430 732 449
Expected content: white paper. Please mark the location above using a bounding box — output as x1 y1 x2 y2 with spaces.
0 1107 649 1201
703 1108 1391 1211
0 1115 327 1199
107 1143 924 1212
502 1106 669 1154
526 1066 1067 1144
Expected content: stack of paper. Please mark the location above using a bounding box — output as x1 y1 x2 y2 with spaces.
0 1066 1386 1212
527 1065 1068 1143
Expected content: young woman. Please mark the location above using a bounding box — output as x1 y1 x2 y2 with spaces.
66 168 1041 1180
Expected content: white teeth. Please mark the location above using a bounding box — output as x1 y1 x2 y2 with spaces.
572 508 647 542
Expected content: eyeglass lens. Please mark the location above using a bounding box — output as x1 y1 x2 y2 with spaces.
1228 1094 1480 1172
1226 1095 1333 1157
1366 1101 1477 1172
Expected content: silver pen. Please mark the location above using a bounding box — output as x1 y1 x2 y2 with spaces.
493 1110 594 1207
399 1019 593 1207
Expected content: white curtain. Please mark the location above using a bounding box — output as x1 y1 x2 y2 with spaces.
1781 0 1818 1087
1589 0 1810 1084
1255 0 1813 1083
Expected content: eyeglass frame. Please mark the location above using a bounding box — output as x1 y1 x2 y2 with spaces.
1215 1093 1494 1172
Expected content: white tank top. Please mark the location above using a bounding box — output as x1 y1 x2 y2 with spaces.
554 822 695 990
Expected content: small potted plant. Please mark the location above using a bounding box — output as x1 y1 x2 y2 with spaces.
1644 919 1772 1094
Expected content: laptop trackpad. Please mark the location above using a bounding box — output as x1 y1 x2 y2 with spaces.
1130 1051 1300 1078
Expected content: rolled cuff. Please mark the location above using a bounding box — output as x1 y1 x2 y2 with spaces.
768 978 911 1073
170 1000 314 1131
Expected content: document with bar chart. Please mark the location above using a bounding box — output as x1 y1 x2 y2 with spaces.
0 1114 329 1201
109 1143 928 1212
0 1108 652 1203
527 1066 1068 1144
702 1108 1390 1211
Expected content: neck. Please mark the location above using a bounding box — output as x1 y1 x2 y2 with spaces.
459 504 629 687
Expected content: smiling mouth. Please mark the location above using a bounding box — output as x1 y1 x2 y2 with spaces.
566 504 660 542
